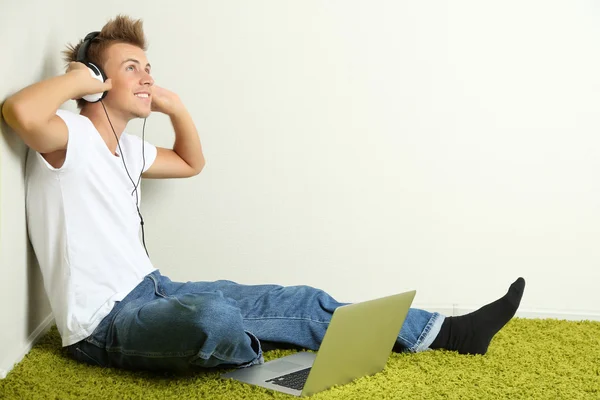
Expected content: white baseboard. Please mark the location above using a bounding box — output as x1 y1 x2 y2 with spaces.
414 304 600 321
0 313 55 379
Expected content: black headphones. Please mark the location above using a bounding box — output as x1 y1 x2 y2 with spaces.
76 31 109 103
77 31 150 257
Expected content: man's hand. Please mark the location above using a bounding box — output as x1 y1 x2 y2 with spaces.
151 85 183 116
66 62 112 100
142 84 205 178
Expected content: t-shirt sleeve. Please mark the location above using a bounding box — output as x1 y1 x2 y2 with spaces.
35 109 92 172
124 134 158 174
142 139 158 173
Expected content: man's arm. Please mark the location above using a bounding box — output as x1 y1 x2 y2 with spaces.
143 87 205 179
1 62 112 154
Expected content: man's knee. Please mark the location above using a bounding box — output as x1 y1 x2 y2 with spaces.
165 292 243 337
176 293 260 366
108 293 256 369
122 292 242 347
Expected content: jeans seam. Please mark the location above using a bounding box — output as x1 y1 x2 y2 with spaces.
75 347 103 367
199 331 263 365
205 352 261 366
409 317 433 352
105 347 198 358
410 312 445 353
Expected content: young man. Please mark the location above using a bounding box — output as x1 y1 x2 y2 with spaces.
2 15 526 372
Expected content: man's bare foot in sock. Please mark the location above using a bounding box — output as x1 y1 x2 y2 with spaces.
430 277 526 355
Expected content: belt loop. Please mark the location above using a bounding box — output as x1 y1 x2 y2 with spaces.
148 271 166 298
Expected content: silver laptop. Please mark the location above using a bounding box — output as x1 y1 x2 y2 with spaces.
221 290 416 397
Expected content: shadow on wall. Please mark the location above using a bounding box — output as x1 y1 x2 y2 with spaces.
1 49 64 335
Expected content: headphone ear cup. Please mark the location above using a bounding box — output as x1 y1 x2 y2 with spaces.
81 62 108 103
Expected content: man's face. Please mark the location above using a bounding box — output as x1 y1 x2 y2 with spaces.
102 42 153 119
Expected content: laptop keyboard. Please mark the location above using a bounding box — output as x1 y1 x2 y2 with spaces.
265 367 312 390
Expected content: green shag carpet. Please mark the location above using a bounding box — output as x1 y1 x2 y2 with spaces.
1 318 599 399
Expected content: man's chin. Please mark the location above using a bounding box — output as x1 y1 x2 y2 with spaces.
132 109 152 119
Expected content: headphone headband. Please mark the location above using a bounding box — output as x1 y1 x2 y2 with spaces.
76 31 101 62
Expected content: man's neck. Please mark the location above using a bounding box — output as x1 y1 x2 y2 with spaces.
80 104 128 155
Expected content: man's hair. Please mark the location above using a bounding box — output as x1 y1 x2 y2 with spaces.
62 14 148 108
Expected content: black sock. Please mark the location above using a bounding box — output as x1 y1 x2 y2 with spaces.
430 277 526 355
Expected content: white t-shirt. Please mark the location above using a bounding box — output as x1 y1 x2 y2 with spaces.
25 109 158 347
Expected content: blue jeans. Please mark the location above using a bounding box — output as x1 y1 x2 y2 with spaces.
66 270 444 372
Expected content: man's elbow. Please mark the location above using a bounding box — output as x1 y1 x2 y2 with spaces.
3 98 39 137
190 159 206 177
2 99 33 142
2 98 21 131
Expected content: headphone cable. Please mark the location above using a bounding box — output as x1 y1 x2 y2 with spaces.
100 100 149 258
